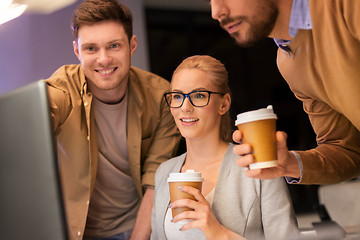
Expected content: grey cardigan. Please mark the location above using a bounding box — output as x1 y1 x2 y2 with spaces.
151 143 299 240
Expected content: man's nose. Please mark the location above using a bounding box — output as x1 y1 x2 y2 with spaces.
97 49 112 66
210 0 229 21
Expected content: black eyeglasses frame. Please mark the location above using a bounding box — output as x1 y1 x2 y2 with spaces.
164 90 225 108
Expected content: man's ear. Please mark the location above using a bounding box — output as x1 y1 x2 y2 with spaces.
129 35 138 56
73 40 81 61
219 93 231 115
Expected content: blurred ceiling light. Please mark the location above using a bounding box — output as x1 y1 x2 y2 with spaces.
13 0 77 14
0 0 77 26
0 0 28 25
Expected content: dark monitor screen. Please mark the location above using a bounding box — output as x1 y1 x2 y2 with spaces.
0 81 68 240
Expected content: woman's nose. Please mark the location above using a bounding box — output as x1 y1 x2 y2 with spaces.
181 96 194 112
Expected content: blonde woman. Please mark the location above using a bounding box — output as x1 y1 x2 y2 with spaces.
151 55 299 240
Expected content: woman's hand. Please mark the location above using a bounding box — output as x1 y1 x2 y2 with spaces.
170 186 244 240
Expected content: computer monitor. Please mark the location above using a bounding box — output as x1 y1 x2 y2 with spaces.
0 81 68 240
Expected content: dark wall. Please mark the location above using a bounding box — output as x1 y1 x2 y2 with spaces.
145 8 319 213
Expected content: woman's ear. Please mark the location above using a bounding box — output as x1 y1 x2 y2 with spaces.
219 93 231 115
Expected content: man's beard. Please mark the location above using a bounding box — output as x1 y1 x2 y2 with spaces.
221 3 278 48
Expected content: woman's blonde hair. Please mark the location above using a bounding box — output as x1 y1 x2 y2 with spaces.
172 55 232 142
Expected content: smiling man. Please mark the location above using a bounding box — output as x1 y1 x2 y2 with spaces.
209 0 360 185
44 0 180 239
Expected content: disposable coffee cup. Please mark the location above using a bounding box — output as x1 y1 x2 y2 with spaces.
235 105 278 169
167 170 203 218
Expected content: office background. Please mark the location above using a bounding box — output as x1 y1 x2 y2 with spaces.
0 0 318 214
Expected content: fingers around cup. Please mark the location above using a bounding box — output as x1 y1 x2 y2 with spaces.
233 143 253 156
235 153 255 168
178 186 202 197
245 166 283 180
232 129 243 143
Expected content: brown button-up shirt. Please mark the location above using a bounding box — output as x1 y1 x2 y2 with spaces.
45 65 180 239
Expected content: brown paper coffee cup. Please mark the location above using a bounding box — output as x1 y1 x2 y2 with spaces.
167 170 203 217
235 105 278 169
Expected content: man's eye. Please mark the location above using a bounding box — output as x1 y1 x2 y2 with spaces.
109 43 120 49
85 46 96 51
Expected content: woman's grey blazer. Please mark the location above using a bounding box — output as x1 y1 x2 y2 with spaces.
151 143 299 240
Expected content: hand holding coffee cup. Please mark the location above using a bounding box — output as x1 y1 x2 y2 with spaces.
235 105 278 170
167 170 203 218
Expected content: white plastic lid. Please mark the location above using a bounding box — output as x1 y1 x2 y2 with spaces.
235 105 277 125
167 169 204 182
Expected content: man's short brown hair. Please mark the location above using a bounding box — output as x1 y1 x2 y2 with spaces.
71 0 133 41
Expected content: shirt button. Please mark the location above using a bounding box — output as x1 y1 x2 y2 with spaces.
77 231 81 236
87 136 90 141
84 102 88 107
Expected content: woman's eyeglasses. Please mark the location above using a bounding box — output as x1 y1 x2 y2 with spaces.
164 90 225 108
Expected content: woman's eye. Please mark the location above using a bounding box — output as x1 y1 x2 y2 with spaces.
173 94 182 100
194 93 205 99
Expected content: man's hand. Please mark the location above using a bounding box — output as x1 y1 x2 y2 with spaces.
130 188 154 240
233 130 300 179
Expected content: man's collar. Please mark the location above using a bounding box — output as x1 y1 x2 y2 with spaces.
274 0 312 51
288 0 312 38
